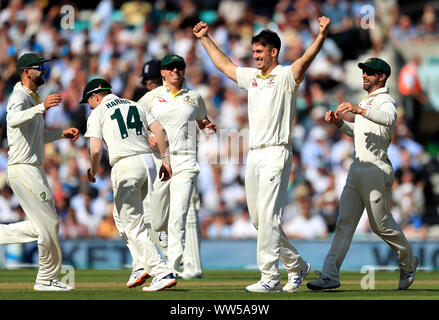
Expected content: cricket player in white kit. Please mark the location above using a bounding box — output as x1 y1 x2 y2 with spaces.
82 78 177 292
307 58 418 291
193 17 331 292
138 54 216 277
0 53 79 291
138 59 204 279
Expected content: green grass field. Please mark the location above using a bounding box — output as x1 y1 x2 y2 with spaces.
0 268 438 300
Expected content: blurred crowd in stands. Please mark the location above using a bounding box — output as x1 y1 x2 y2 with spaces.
1 0 439 241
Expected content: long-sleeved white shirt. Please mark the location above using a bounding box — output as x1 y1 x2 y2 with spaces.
340 87 397 163
6 82 63 166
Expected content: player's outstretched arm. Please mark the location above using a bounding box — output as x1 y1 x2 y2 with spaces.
87 137 103 183
193 21 238 82
149 120 172 181
291 16 331 84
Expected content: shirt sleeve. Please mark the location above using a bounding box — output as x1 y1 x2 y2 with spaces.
236 67 256 91
84 109 103 139
145 110 157 128
340 121 354 137
364 96 397 127
194 91 207 120
6 93 46 128
44 129 64 143
279 65 300 94
137 91 154 112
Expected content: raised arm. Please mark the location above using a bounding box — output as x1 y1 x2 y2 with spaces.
291 16 331 84
193 21 238 82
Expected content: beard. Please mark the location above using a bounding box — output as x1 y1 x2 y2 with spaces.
34 74 45 86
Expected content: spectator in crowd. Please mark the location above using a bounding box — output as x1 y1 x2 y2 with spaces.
398 56 429 136
61 205 90 239
284 193 328 240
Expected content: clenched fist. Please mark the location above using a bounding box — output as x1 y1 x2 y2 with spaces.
193 21 209 39
318 16 331 37
62 127 80 142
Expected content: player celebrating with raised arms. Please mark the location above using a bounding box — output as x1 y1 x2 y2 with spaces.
0 53 79 291
82 78 177 292
137 54 216 277
307 58 418 291
193 16 330 293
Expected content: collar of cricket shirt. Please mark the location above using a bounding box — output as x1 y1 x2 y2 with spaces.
163 79 188 98
19 82 40 104
365 87 389 98
256 64 282 79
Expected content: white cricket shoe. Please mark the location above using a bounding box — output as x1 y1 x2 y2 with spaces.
127 268 150 288
142 273 177 292
283 262 311 292
158 231 168 248
307 275 340 290
245 280 282 293
33 279 73 291
399 256 418 290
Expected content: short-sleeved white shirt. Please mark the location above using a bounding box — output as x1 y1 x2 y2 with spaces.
137 85 207 157
236 64 300 149
85 94 156 166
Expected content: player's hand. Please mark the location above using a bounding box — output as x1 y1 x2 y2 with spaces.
324 110 343 128
62 127 80 141
44 94 62 109
193 21 209 39
337 102 361 115
148 136 158 149
318 16 331 37
87 168 96 183
159 162 172 181
200 118 217 133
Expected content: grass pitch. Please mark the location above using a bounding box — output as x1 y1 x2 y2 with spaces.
0 268 438 300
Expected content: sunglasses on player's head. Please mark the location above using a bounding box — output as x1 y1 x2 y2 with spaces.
27 64 46 71
363 68 380 76
163 63 185 71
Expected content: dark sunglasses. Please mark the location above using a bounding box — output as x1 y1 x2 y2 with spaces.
163 63 185 71
27 64 46 71
363 68 380 76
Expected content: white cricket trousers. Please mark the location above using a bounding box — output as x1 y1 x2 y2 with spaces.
143 183 203 276
1 164 62 285
111 154 170 278
245 145 307 282
149 154 199 275
182 184 203 276
322 161 416 281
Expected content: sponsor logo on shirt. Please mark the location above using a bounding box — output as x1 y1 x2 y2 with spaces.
157 97 167 103
266 80 276 87
183 95 194 104
252 79 258 87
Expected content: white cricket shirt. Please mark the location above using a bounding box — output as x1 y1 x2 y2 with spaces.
137 85 207 158
84 94 156 166
236 64 300 149
7 82 63 166
340 87 397 163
